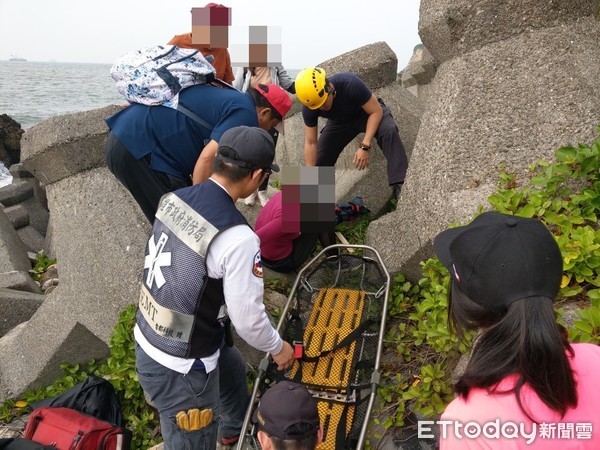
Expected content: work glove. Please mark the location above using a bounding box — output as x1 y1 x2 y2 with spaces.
176 408 213 431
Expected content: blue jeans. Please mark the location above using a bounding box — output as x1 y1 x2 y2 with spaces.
135 342 250 450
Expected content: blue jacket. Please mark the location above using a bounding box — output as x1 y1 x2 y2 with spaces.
105 85 258 179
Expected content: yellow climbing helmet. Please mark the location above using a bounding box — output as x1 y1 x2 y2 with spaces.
295 67 328 110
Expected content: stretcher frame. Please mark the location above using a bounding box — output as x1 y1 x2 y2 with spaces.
236 244 391 450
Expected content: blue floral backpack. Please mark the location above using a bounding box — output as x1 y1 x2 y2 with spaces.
110 45 217 110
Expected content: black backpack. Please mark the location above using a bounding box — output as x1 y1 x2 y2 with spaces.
30 375 125 429
0 438 55 449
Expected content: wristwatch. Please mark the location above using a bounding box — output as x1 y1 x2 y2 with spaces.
360 143 371 151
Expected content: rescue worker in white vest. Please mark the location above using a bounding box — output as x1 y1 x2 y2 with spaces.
134 126 295 449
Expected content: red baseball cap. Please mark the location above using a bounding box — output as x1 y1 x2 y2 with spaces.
255 83 292 119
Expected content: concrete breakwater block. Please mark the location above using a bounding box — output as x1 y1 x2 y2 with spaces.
0 288 45 338
0 271 40 294
0 318 109 402
0 207 31 274
0 180 34 207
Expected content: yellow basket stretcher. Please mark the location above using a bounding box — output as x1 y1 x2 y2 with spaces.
237 244 391 450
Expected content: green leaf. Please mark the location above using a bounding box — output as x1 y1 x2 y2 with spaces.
587 289 600 301
574 321 593 333
516 204 536 218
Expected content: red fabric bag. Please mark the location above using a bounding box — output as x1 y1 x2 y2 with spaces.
23 407 128 450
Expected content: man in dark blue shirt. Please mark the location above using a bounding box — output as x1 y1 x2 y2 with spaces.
104 83 291 222
295 68 408 199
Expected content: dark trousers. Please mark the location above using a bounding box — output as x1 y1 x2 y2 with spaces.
316 106 408 185
104 132 190 223
136 341 249 449
258 128 280 192
262 232 335 273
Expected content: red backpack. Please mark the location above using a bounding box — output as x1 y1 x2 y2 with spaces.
23 407 128 450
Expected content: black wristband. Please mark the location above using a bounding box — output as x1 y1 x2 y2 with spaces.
360 143 371 151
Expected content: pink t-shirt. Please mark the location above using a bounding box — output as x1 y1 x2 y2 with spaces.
439 343 600 449
255 190 300 261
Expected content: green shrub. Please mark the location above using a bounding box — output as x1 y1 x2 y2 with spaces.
28 251 56 282
377 125 600 437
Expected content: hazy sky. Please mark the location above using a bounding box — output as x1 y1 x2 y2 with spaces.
0 0 422 70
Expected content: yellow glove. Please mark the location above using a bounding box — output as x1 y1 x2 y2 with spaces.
188 408 201 430
190 408 213 430
176 410 190 430
200 408 213 428
176 408 213 431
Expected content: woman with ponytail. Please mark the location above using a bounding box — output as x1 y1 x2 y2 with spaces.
433 212 600 449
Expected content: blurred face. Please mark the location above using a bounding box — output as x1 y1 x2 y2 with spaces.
190 5 231 47
257 107 280 131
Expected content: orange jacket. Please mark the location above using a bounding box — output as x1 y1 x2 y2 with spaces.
168 33 234 83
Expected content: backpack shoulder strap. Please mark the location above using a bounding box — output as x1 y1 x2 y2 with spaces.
176 104 213 131
176 77 237 129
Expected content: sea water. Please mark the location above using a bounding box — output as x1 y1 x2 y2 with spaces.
0 60 124 185
0 61 300 186
0 162 11 188
0 61 123 130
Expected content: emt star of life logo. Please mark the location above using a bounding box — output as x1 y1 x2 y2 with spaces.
144 232 172 289
253 251 263 278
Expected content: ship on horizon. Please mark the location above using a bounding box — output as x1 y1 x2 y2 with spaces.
9 54 27 61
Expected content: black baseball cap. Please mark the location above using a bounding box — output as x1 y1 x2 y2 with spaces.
433 212 563 313
217 126 279 173
253 381 320 440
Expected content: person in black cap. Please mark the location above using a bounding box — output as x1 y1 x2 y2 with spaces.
134 126 295 449
254 381 322 450
433 211 600 449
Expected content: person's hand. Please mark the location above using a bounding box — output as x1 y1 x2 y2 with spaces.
272 341 295 371
353 148 369 170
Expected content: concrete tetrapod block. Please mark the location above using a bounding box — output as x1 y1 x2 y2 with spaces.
20 105 123 186
16 225 45 253
8 164 49 217
4 204 29 229
9 164 34 179
0 180 49 238
0 322 26 400
0 167 149 399
41 167 149 343
368 18 600 280
0 271 41 293
402 46 438 89
0 180 34 207
19 195 49 237
0 288 44 337
0 207 31 274
0 313 109 401
419 0 598 64
319 41 399 90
